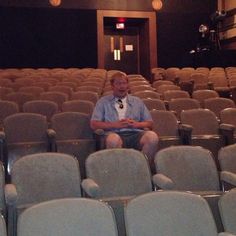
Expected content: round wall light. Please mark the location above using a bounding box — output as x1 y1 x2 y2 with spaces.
49 0 61 7
152 0 163 11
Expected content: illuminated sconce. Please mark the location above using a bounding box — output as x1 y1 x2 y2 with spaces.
49 0 61 7
152 0 163 11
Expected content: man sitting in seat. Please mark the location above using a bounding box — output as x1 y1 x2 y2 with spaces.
90 71 158 172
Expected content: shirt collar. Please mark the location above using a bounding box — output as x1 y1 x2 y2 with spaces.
109 94 132 105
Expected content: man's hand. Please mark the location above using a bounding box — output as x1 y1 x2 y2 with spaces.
120 119 137 128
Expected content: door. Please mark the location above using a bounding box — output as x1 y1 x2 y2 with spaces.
97 10 157 80
104 26 139 74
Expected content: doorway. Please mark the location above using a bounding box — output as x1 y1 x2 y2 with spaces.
104 25 139 74
97 10 157 80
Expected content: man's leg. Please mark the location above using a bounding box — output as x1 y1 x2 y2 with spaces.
105 132 123 148
139 130 159 173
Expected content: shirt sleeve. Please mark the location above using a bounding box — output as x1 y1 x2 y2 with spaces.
91 99 104 121
141 100 153 121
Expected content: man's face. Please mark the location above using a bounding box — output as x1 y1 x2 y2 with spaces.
112 76 129 98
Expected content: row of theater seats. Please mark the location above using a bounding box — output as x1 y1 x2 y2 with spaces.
0 145 236 236
0 89 235 125
0 190 236 236
0 112 95 180
1 66 236 101
0 106 235 182
151 66 236 95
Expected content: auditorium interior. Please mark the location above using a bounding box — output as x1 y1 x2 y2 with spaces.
0 0 236 236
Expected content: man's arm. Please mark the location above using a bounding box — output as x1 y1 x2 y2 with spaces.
90 119 153 131
90 119 128 131
125 119 153 130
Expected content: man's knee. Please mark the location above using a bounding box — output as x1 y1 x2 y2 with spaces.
140 131 159 146
105 133 123 148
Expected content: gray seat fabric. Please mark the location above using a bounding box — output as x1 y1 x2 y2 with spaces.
152 80 174 90
218 190 236 235
150 110 186 151
0 215 7 236
168 98 200 120
0 101 19 130
0 162 5 217
132 90 161 99
62 100 94 115
130 86 154 94
40 91 68 111
19 86 44 99
5 92 35 111
1 113 55 176
163 90 190 101
220 108 236 143
76 85 102 95
5 152 82 236
204 97 235 119
192 90 219 107
125 191 227 236
71 91 99 104
153 145 220 191
51 112 96 179
23 100 59 122
218 144 236 190
191 72 209 90
82 148 153 198
180 108 228 168
142 98 166 111
156 84 180 98
17 198 118 236
49 85 73 99
0 87 14 100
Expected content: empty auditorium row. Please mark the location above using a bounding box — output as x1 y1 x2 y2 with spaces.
0 145 235 235
0 67 236 235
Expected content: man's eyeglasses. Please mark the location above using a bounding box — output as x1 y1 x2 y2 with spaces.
117 99 124 109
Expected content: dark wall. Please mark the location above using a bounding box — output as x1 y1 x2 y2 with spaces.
156 0 217 67
0 7 97 68
0 1 217 68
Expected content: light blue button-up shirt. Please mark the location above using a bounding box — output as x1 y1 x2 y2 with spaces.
91 94 152 133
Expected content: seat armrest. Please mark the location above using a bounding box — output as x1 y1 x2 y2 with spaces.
207 81 214 90
163 100 169 110
219 123 235 145
46 128 57 151
81 178 100 198
47 128 56 138
173 76 180 85
152 173 174 190
178 124 193 145
94 129 105 150
0 131 5 141
220 171 236 187
94 129 105 136
0 131 6 167
5 184 17 206
218 232 236 236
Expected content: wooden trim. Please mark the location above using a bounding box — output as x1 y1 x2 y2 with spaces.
97 10 105 68
97 10 157 77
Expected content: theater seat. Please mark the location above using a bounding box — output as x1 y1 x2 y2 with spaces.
5 152 82 236
153 146 221 192
0 216 6 236
218 190 236 235
0 113 56 177
82 148 153 198
218 144 236 191
51 112 96 179
17 198 118 236
125 191 230 236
